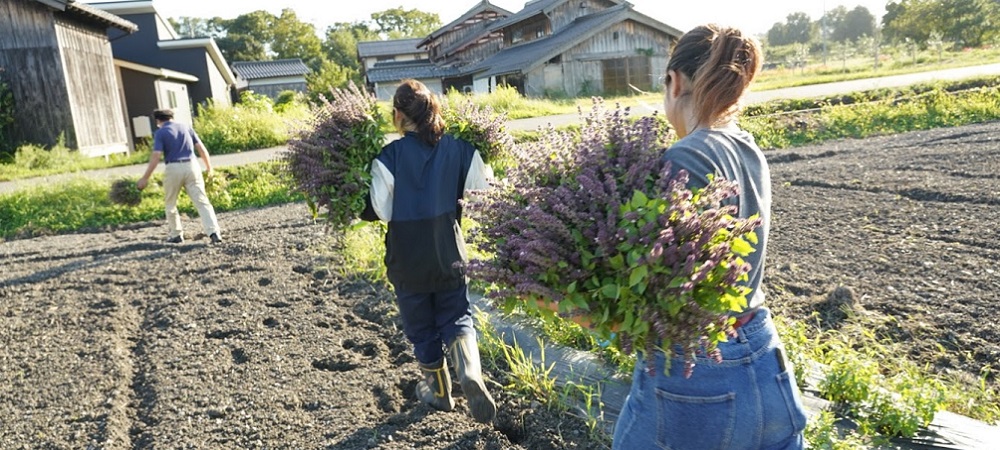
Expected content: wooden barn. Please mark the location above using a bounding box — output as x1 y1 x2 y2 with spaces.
467 0 683 97
358 0 682 98
0 0 137 156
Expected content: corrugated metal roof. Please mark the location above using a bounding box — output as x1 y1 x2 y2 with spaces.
486 0 558 32
366 59 460 84
47 0 139 32
231 59 311 80
357 38 425 58
419 0 512 47
466 4 683 78
438 20 496 58
467 4 626 78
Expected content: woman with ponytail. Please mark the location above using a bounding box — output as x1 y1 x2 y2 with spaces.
362 79 496 424
611 25 808 449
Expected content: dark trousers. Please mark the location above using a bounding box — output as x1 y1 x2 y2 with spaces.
395 282 475 364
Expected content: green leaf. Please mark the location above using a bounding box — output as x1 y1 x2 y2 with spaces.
629 266 648 287
630 190 649 209
623 309 635 331
731 237 755 256
609 254 625 270
601 283 621 300
746 230 759 245
567 281 577 294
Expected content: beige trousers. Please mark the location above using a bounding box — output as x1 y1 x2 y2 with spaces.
163 161 220 239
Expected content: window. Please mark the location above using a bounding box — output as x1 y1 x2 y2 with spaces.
602 56 652 95
168 90 178 108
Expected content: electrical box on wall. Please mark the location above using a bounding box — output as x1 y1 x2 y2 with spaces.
132 116 152 138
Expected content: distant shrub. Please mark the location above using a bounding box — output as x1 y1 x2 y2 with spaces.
194 91 310 154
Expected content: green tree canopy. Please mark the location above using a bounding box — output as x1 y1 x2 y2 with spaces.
821 5 849 42
841 6 876 43
323 21 379 71
215 10 276 62
370 7 441 39
168 16 224 38
883 0 999 47
767 12 813 46
271 8 324 69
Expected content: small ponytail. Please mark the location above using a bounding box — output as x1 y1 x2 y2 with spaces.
393 79 445 146
667 25 762 127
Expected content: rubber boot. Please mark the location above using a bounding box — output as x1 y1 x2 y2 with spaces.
416 358 454 411
450 333 497 423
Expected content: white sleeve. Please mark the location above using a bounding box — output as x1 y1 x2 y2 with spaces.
370 159 394 222
463 151 494 192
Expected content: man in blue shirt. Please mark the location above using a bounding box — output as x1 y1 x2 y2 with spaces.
137 109 222 244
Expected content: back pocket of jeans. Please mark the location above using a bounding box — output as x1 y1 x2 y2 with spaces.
654 388 736 450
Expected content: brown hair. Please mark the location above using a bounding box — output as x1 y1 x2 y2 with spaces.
666 24 762 127
393 79 445 146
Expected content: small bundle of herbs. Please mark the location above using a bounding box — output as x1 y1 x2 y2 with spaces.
109 177 143 207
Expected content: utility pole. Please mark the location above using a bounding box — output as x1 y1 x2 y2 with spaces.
821 0 828 65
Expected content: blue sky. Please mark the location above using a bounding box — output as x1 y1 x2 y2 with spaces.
88 0 891 38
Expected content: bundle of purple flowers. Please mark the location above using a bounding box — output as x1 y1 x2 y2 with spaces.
282 82 387 230
282 84 515 232
468 101 761 375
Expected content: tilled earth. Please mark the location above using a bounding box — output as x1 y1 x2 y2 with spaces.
2 121 999 449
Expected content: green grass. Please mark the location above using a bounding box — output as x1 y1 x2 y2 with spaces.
754 46 1000 92
0 141 150 182
0 162 301 239
742 85 1000 149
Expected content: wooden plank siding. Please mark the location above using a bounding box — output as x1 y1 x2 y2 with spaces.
54 17 128 156
549 0 619 33
522 19 670 97
0 0 74 148
0 0 128 155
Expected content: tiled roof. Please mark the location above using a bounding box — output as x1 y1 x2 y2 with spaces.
357 38 425 58
231 59 311 80
366 59 460 84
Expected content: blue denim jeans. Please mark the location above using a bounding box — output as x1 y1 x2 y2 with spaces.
394 282 475 364
612 308 807 450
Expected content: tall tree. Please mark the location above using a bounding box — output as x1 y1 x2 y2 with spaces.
822 5 849 42
168 16 224 38
784 12 814 45
841 6 876 43
271 8 324 69
324 22 378 72
766 22 788 46
216 10 276 62
307 60 361 101
370 7 442 39
939 0 998 47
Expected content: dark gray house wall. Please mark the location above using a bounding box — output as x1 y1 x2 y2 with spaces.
104 13 160 66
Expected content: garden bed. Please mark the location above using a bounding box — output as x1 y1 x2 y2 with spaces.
1 121 998 448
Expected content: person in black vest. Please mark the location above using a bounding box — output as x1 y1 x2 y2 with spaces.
361 79 496 423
